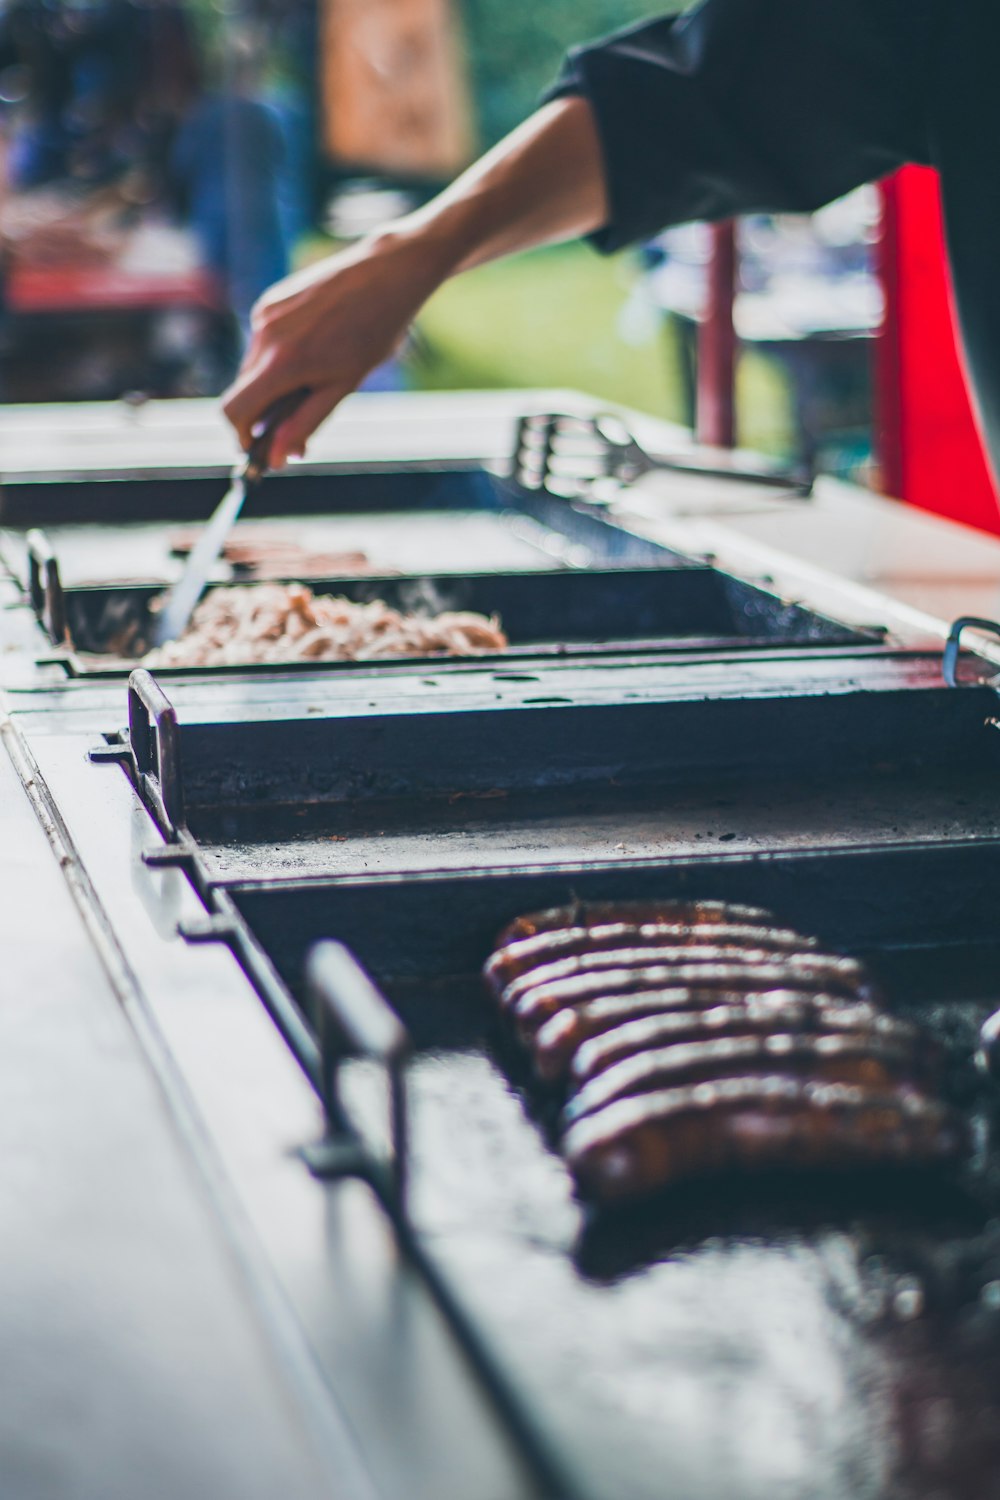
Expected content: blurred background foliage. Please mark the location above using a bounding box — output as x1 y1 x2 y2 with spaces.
411 2 796 457
460 2 673 150
0 0 859 468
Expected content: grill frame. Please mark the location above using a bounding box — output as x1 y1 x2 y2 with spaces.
9 394 1000 1500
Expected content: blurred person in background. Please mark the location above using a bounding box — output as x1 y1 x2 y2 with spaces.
223 0 1000 496
0 0 196 190
0 0 78 187
0 0 200 261
171 29 291 350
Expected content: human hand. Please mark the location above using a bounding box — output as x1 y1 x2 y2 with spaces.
222 227 451 469
222 97 606 469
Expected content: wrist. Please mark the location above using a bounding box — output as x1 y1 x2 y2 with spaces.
364 207 476 285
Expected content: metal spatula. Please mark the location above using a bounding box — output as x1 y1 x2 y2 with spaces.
148 388 308 648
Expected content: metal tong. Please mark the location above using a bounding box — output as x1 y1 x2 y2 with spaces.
512 411 813 498
148 388 308 647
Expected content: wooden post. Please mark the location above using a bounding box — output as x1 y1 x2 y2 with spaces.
696 220 737 449
320 0 473 178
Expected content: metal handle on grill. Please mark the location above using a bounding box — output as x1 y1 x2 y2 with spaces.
26 528 69 646
127 668 185 837
306 940 412 1214
943 616 1000 689
512 410 813 497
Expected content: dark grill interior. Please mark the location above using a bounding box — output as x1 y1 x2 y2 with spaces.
225 841 1000 1500
6 466 876 673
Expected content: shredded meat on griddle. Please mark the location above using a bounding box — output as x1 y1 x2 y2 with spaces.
144 583 507 667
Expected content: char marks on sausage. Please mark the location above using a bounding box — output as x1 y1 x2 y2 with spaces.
512 957 874 1041
565 998 919 1085
495 900 773 949
564 1077 966 1202
498 945 866 1011
483 921 818 995
563 1031 936 1125
483 900 961 1205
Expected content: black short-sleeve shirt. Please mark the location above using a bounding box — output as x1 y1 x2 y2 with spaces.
547 0 1000 482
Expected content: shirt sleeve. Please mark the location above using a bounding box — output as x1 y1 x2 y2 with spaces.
544 0 935 252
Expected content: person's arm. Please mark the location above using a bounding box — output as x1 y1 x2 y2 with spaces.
222 95 606 468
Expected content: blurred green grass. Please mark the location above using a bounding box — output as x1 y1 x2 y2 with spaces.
297 235 796 456
408 241 796 456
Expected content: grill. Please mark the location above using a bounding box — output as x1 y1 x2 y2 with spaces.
104 647 1000 1500
5 403 1000 1500
10 465 873 675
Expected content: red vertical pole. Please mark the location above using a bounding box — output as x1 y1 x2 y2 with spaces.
875 167 997 530
874 175 904 500
696 220 737 448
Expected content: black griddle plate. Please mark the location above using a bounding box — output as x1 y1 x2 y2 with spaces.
112 651 997 839
223 840 1000 1500
6 462 875 675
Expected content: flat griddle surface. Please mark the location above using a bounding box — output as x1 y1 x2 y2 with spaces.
100 651 999 820
226 844 1000 1500
327 957 1000 1500
3 510 567 588
193 767 1000 884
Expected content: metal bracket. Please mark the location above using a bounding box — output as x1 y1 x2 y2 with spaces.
127 668 186 837
302 941 412 1217
298 1136 371 1180
178 914 239 944
88 737 133 766
26 528 69 646
142 844 196 870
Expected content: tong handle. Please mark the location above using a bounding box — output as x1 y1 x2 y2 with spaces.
26 528 69 645
306 940 412 1213
512 409 812 496
127 668 185 836
244 387 312 482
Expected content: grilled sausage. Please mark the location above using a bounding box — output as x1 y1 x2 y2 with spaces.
498 944 863 1011
563 1031 936 1125
539 996 839 1080
495 900 773 948
532 990 778 1080
484 921 816 996
564 1076 966 1203
512 958 875 1041
566 999 919 1085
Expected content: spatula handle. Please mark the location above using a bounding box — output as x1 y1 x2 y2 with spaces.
245 386 312 480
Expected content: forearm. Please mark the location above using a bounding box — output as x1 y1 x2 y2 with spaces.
392 95 608 278
222 96 608 460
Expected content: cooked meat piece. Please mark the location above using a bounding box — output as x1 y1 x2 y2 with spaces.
144 583 507 667
168 528 382 578
497 943 863 1011
539 990 839 1086
513 959 875 1042
508 956 874 1040
564 1077 967 1203
567 999 920 1085
532 990 775 1080
496 900 773 948
483 921 818 996
563 1031 936 1125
